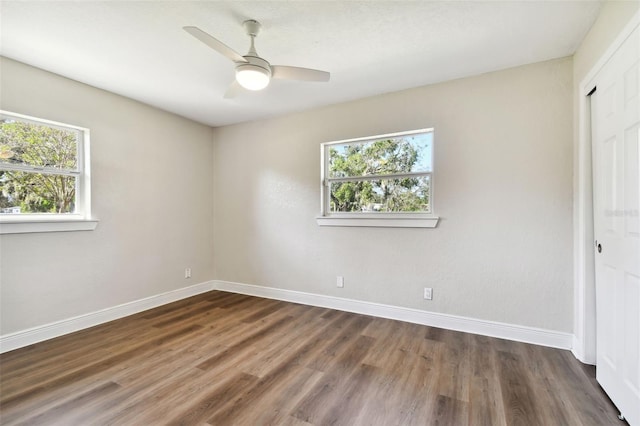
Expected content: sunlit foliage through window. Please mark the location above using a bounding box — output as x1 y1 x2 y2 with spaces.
0 114 81 214
324 129 433 214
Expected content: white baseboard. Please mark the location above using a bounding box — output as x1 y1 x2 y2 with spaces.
1 279 573 354
0 281 215 353
571 335 596 365
213 280 573 350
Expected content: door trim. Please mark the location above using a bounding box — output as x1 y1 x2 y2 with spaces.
573 10 640 364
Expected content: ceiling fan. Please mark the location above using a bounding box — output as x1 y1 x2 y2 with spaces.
184 20 330 98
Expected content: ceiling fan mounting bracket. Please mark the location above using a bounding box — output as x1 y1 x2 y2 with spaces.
243 20 261 37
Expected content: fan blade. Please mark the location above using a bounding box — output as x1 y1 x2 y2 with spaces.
223 80 243 99
183 26 248 63
271 66 330 82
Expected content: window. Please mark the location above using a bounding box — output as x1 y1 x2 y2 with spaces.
0 110 96 234
318 128 439 228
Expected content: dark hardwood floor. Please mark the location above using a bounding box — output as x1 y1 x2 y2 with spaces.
0 291 622 425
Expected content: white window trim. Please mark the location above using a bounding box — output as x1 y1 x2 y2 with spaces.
0 110 97 234
317 128 439 228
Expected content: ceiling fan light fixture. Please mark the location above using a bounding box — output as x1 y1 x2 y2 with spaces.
236 64 271 91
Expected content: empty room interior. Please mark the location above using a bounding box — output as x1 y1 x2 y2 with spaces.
1 1 639 425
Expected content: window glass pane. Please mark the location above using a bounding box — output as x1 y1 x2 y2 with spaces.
0 170 76 214
330 175 430 213
0 116 79 170
328 131 432 178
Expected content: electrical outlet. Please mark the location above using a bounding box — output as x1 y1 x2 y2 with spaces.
423 287 433 300
336 276 344 288
185 268 192 279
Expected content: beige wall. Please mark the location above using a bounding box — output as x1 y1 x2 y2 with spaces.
1 31 586 337
213 57 574 332
574 0 640 83
0 58 215 334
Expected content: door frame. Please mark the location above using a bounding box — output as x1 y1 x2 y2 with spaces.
573 10 640 364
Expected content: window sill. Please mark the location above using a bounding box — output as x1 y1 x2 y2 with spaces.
0 218 99 234
316 215 439 228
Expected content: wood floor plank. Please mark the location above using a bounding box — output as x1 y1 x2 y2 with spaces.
202 290 245 305
151 301 219 328
204 311 353 423
15 381 121 426
231 366 324 425
239 307 335 378
238 298 287 323
306 314 373 372
213 294 266 311
0 324 203 410
497 350 545 426
195 314 293 371
319 363 380 425
431 327 472 402
0 317 158 381
291 334 375 424
432 394 469 426
94 367 207 425
394 343 441 425
539 346 621 425
166 371 259 425
206 359 311 424
0 291 623 426
467 334 507 426
354 344 423 425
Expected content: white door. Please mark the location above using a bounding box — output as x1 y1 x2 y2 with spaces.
591 24 640 426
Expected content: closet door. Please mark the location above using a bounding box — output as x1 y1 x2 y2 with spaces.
591 23 640 426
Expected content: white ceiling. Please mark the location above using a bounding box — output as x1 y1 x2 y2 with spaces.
1 1 602 128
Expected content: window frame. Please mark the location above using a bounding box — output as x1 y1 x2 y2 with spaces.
317 128 439 228
0 110 97 234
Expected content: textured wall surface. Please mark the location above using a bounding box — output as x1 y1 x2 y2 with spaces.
0 58 215 335
213 57 574 332
0 54 576 336
573 1 640 84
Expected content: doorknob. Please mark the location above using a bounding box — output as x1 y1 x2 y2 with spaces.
595 240 602 253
